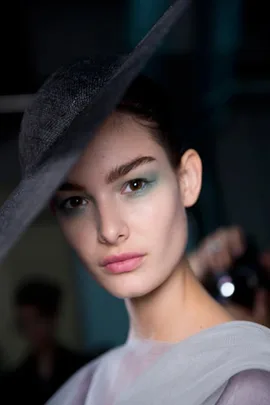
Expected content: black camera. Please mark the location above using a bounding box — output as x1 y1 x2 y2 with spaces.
204 236 270 310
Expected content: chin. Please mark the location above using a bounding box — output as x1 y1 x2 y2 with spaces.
101 274 165 299
111 288 153 300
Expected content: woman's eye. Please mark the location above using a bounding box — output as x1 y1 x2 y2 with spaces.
122 179 148 194
61 196 87 210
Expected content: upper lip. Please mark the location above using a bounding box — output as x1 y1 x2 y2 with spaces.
101 253 145 266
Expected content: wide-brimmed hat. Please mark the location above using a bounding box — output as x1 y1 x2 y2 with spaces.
0 0 190 264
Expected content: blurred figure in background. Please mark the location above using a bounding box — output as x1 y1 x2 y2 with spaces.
4 278 91 405
189 226 270 327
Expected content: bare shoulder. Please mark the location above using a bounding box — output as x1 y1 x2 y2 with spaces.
217 369 270 405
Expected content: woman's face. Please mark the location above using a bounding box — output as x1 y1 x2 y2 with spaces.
54 113 202 298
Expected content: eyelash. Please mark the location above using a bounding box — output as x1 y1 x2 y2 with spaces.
56 196 87 214
56 178 152 214
121 178 151 195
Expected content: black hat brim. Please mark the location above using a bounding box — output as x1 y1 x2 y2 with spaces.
0 0 190 264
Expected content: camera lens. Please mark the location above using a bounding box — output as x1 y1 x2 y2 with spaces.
217 275 235 298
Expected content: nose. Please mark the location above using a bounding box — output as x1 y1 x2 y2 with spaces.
97 201 129 245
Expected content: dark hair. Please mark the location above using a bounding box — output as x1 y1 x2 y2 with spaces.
14 277 61 318
117 75 186 168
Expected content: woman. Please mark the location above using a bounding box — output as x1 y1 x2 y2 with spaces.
0 3 267 403
44 75 270 404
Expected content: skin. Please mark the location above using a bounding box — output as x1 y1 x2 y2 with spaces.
54 112 232 342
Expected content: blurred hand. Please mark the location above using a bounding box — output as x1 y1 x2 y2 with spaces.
189 228 270 327
188 226 246 280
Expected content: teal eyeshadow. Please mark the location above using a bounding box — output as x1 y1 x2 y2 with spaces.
126 172 159 196
54 172 160 213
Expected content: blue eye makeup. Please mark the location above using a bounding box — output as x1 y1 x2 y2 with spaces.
53 173 158 216
121 174 157 197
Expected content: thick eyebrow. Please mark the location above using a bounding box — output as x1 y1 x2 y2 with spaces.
57 156 156 192
106 156 156 184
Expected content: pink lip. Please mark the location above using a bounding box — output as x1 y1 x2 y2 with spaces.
101 253 145 274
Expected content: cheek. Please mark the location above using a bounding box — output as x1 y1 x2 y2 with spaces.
155 188 187 258
58 217 97 262
130 184 187 248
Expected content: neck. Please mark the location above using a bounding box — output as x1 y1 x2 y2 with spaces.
126 259 232 343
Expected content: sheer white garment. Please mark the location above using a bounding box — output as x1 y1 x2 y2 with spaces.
84 337 172 404
47 321 270 405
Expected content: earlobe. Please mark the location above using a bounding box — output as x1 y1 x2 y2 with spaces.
178 149 202 208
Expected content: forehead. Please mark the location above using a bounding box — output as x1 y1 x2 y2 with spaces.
69 113 165 180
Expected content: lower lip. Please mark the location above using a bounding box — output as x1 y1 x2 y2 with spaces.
104 256 145 274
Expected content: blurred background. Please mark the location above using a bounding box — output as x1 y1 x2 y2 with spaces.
0 0 269 399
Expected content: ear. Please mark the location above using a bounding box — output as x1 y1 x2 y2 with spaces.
177 149 202 208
